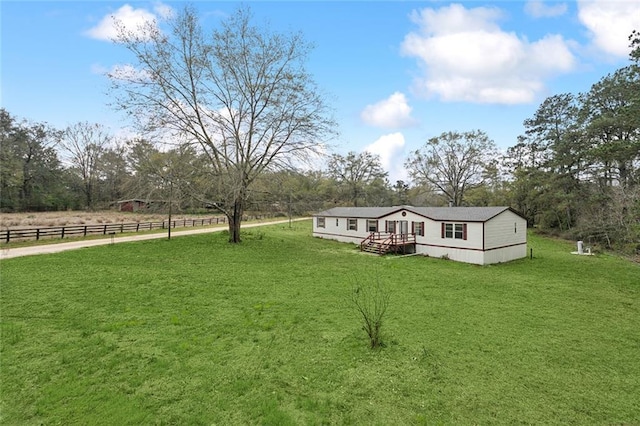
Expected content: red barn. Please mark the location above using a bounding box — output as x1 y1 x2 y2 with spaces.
116 199 148 212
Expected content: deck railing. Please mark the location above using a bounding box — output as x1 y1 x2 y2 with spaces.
360 231 416 252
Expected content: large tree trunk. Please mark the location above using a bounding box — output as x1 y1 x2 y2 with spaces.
227 197 244 243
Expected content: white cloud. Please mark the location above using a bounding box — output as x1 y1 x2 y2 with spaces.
400 3 576 104
578 0 640 57
85 4 169 41
90 63 109 75
364 133 407 182
107 64 151 82
154 3 174 19
360 92 417 129
524 1 568 18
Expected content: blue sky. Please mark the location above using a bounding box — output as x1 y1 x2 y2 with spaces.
2 1 639 182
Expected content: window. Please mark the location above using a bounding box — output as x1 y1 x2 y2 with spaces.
454 224 464 239
348 218 358 231
386 220 396 234
444 223 453 238
412 221 424 237
317 217 325 228
441 223 467 240
367 220 378 232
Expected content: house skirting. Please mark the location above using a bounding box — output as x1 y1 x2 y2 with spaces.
416 242 527 265
313 231 364 246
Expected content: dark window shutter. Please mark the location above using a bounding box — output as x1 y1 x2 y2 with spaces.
463 223 468 240
421 222 425 236
411 222 415 234
441 223 445 238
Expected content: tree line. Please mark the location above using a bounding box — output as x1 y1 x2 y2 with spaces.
1 6 637 251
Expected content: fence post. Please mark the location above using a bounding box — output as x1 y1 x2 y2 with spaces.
6 229 10 243
61 227 65 239
136 223 140 232
103 225 107 235
84 225 87 237
36 229 40 241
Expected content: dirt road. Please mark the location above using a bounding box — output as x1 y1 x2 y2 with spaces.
0 218 308 260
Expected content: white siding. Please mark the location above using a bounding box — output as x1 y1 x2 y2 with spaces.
484 210 527 250
416 221 484 263
379 210 426 230
419 220 483 250
312 209 426 245
313 216 368 244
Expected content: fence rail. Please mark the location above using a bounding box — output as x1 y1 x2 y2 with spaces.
0 217 235 244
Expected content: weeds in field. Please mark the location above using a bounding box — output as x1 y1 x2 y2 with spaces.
350 277 390 349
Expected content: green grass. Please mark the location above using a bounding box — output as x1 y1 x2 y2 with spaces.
1 221 639 424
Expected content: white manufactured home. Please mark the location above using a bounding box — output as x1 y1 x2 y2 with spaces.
312 206 527 265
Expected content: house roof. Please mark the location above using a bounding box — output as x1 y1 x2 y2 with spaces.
116 199 148 204
314 206 524 222
315 206 402 219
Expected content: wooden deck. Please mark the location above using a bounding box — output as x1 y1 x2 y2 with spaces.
360 232 416 255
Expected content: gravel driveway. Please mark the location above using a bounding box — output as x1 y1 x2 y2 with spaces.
0 218 308 260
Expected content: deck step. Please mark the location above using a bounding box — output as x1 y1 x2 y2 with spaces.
361 242 389 255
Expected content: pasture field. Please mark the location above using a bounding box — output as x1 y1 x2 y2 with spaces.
1 221 638 424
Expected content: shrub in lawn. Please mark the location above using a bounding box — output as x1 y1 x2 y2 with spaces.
350 278 390 349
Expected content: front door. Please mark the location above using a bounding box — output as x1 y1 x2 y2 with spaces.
399 220 409 237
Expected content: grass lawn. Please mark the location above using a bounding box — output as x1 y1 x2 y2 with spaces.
1 220 638 424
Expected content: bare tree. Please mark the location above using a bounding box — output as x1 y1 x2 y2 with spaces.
109 6 335 242
99 142 130 203
61 122 111 209
327 151 388 206
405 130 498 206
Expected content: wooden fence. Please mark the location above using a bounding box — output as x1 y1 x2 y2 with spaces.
0 217 233 244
